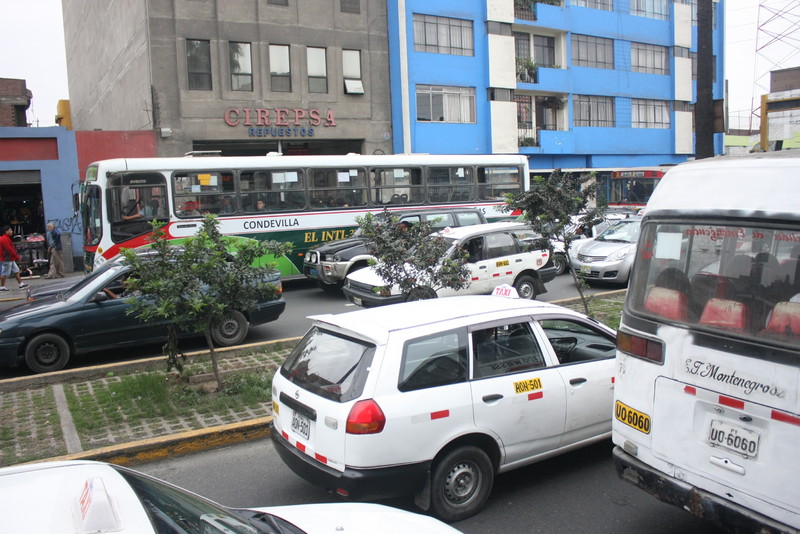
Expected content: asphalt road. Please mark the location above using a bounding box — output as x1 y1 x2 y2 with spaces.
139 436 723 534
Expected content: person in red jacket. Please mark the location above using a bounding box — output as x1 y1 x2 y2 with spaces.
0 225 29 292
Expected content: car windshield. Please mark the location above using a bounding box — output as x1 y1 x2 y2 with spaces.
115 466 294 534
61 263 127 300
596 219 641 244
281 327 376 402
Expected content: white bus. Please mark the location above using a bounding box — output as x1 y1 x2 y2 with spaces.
612 152 800 532
79 153 529 275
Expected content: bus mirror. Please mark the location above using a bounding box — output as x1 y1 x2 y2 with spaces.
72 193 79 214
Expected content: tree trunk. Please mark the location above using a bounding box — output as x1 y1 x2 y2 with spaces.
203 329 223 391
564 249 591 316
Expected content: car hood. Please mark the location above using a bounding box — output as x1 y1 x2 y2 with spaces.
254 503 461 533
347 264 388 286
311 236 369 255
577 239 634 257
0 295 73 322
30 279 80 299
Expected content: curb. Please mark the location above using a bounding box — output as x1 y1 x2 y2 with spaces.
37 417 273 467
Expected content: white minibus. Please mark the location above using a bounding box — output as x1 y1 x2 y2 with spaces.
612 152 800 533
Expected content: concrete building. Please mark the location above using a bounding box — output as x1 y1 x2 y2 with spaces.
62 0 393 157
387 0 725 172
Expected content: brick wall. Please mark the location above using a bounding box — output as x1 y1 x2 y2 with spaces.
0 78 32 127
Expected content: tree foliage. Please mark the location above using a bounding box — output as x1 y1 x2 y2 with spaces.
504 169 605 314
356 210 471 300
120 215 292 390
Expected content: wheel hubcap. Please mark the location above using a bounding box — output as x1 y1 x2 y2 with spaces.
517 283 533 299
219 318 239 339
444 461 479 506
37 343 59 365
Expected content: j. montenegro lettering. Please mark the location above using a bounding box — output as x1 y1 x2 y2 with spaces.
224 108 337 128
684 358 785 398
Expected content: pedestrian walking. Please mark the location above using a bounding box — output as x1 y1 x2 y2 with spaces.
0 225 29 292
44 222 65 279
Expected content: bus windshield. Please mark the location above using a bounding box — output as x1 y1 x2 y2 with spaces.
630 220 800 346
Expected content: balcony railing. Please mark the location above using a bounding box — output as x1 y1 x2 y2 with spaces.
517 125 538 147
515 0 564 20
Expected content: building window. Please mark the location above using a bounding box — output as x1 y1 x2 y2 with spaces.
675 0 715 27
416 85 476 123
267 0 288 5
413 14 474 56
632 99 670 128
571 0 612 11
631 43 669 75
343 49 364 94
340 0 359 13
270 44 291 92
487 21 512 36
229 42 252 91
631 0 669 21
489 88 514 101
574 95 615 127
534 35 555 68
187 39 212 90
571 34 614 69
307 47 327 93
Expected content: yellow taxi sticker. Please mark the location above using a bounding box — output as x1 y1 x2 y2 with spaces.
496 259 510 267
514 377 542 394
272 400 279 415
615 400 651 434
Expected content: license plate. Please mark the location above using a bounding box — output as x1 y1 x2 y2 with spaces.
615 400 651 434
291 410 311 441
353 296 362 306
708 420 760 458
580 265 591 274
309 268 317 277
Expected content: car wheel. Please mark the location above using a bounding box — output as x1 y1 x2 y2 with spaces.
513 275 537 300
406 286 437 302
430 445 494 522
211 310 249 347
316 280 343 292
553 254 567 276
24 333 71 374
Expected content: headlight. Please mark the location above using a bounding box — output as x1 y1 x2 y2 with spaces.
324 254 338 262
606 245 634 262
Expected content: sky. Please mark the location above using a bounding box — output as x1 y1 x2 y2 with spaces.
0 0 797 131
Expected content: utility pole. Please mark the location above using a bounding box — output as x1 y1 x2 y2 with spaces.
695 0 715 159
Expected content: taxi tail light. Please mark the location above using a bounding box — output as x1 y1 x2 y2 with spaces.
617 331 663 364
346 399 386 434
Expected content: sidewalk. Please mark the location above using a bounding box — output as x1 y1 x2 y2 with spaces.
0 285 626 469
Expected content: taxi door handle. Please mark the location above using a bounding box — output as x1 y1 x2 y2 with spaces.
482 394 503 403
569 378 587 386
478 265 487 270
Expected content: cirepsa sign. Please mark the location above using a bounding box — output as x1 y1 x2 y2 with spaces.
224 108 336 138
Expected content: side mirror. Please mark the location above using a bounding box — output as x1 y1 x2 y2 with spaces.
91 291 109 303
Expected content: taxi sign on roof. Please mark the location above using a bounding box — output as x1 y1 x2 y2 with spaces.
492 284 519 298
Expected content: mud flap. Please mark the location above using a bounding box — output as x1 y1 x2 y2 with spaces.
414 470 432 511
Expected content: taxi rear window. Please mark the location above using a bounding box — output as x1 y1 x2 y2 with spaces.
280 326 375 402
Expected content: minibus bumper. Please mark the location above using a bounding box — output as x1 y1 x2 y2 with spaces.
612 446 795 534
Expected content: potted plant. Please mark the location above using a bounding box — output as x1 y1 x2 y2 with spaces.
516 57 537 83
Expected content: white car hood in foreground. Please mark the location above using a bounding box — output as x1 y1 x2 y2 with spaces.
257 502 463 533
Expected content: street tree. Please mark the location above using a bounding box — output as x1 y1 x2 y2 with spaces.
120 215 292 390
504 169 605 315
356 210 471 301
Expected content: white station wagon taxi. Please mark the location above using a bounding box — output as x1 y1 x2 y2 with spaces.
270 293 616 521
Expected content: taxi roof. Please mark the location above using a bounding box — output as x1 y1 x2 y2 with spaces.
311 295 571 344
434 221 528 240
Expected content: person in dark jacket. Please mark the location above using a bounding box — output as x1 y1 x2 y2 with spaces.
44 222 65 279
0 225 29 291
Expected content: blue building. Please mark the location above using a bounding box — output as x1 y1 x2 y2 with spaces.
387 0 724 176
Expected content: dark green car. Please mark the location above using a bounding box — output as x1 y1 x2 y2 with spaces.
0 261 286 374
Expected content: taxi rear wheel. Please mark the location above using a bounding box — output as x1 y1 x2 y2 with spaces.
24 333 71 374
513 274 537 299
430 445 494 522
211 310 248 347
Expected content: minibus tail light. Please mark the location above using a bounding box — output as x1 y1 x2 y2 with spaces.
346 399 386 434
617 331 663 364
